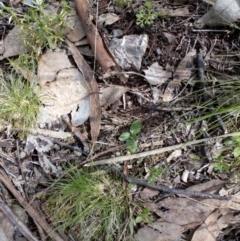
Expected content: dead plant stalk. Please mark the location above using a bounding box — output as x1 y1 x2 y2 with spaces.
86 132 240 166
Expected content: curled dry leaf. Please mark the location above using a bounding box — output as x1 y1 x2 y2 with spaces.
194 0 240 28
143 62 172 86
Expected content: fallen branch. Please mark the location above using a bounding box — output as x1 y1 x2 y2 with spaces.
0 198 39 241
85 132 240 166
0 169 65 241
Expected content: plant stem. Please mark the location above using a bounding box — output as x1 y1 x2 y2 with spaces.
85 132 240 166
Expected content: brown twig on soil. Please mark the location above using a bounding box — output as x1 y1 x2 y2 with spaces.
61 114 90 153
85 132 240 166
123 175 229 201
0 197 39 241
0 169 65 241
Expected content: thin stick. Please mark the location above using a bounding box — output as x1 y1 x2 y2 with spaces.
85 132 240 166
124 175 229 200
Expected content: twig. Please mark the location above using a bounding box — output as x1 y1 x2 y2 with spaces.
0 169 65 241
0 198 39 241
85 132 240 166
61 114 89 153
124 175 229 200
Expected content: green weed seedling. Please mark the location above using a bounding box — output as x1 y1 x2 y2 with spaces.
5 1 71 54
135 207 152 224
119 120 142 153
213 136 240 173
136 1 158 27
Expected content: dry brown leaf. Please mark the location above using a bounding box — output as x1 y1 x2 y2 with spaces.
139 187 159 200
0 26 31 60
74 0 127 83
143 62 172 85
63 11 86 42
146 197 213 227
67 40 101 145
173 49 196 83
187 180 225 194
37 51 90 127
98 13 120 26
135 221 182 241
100 85 128 108
191 210 233 241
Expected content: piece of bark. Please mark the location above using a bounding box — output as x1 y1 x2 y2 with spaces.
74 0 127 83
67 40 101 146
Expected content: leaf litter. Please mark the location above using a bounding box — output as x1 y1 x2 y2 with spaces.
1 0 240 240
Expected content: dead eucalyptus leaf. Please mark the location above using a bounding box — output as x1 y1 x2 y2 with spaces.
191 210 233 241
100 85 128 108
135 221 182 241
37 51 90 127
146 197 213 227
0 26 31 59
143 62 172 85
98 13 120 25
194 0 240 28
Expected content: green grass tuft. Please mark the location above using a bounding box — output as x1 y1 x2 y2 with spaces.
0 74 40 130
46 167 136 241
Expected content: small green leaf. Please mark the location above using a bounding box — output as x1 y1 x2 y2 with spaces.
144 1 152 8
223 139 235 146
189 154 201 161
145 216 153 224
233 147 240 158
126 140 137 153
135 216 143 223
130 120 142 135
119 132 130 141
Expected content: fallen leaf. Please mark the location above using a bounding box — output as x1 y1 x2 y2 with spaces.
64 11 86 42
109 34 148 70
100 85 128 108
146 197 213 227
98 13 120 25
37 51 90 127
187 180 225 193
0 26 31 60
143 62 172 85
67 40 101 145
139 187 159 200
191 210 233 241
135 221 182 241
173 49 196 83
194 0 240 28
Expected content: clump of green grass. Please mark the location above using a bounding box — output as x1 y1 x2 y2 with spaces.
46 167 136 241
5 0 71 54
0 74 40 130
